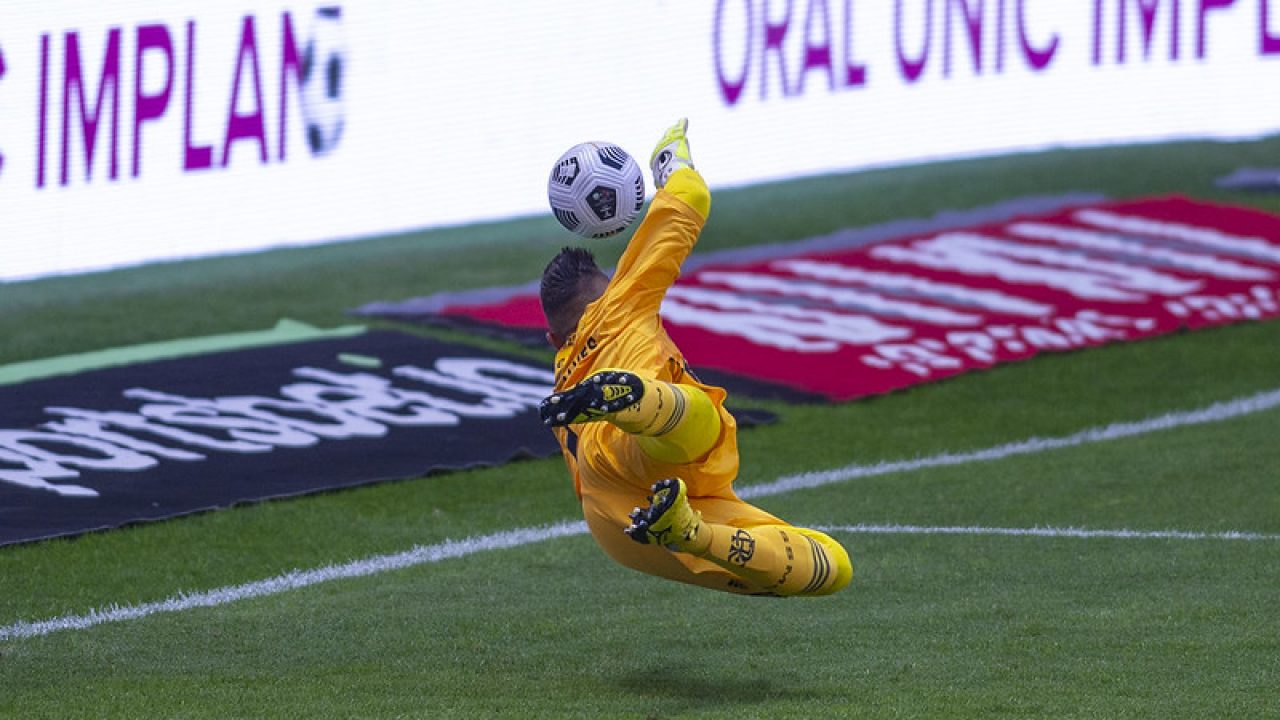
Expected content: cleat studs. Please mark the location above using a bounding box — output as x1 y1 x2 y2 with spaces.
557 412 567 421
550 396 560 404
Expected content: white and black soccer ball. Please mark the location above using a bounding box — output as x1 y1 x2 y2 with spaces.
301 7 345 155
547 142 645 239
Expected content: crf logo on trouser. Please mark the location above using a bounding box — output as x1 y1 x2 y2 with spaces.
727 529 755 566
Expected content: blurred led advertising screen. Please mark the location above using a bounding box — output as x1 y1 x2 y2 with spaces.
3 1 1279 281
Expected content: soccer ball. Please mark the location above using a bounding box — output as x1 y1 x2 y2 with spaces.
547 142 645 239
301 7 345 155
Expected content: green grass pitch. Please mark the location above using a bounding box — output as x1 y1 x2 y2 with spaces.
2 138 1279 719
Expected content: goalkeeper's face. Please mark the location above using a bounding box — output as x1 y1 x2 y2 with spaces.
545 274 608 350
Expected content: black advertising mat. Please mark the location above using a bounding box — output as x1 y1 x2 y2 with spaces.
0 330 564 546
0 329 779 546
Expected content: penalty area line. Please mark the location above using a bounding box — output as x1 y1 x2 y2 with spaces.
0 521 588 643
3 386 1279 642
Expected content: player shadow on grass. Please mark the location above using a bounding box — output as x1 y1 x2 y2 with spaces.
609 662 822 708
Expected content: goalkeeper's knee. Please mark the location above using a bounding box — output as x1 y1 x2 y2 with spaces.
635 383 720 465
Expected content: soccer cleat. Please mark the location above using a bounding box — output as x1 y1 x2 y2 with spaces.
624 478 706 553
539 370 645 427
649 117 694 189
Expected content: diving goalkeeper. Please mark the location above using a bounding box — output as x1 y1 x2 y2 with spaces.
539 119 852 597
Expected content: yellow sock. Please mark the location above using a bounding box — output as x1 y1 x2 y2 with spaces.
693 523 852 597
610 380 721 465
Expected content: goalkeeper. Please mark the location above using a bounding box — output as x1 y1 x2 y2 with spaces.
539 119 852 596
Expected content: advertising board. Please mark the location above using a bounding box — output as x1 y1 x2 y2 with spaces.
3 1 1278 281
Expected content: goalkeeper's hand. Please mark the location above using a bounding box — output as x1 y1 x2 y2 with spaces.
649 118 695 189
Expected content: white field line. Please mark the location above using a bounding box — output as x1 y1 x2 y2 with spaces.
738 387 1280 499
0 521 587 642
3 387 1279 642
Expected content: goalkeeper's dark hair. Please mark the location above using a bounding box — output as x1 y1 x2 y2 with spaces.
540 246 608 339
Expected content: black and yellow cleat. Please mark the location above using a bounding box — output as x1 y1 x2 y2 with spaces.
625 477 707 553
540 370 645 427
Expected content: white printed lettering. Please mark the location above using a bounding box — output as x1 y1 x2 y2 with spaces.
871 232 1202 302
773 258 1053 317
696 270 982 325
1007 222 1274 281
1075 210 1280 264
663 286 912 352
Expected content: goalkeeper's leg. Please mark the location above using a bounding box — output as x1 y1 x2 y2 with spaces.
541 370 720 464
627 478 852 597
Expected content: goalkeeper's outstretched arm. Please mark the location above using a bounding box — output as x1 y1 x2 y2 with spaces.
607 119 710 317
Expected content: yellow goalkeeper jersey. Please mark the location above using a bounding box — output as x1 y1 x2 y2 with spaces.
550 170 740 504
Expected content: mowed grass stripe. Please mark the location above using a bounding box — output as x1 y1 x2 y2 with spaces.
4 384 1278 643
817 524 1280 541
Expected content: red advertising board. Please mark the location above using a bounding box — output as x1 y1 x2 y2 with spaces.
376 197 1280 400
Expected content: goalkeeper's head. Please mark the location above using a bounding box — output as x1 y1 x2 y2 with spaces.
540 246 609 350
